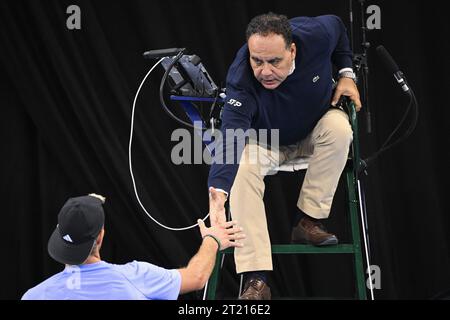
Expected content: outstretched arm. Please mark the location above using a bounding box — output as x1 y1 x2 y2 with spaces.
178 219 245 294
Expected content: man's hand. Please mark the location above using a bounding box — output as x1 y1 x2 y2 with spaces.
178 218 246 294
198 219 245 251
208 187 227 226
332 77 362 112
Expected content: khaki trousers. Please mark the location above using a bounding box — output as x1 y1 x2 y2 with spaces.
230 108 353 273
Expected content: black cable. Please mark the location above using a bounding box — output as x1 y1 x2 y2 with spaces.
349 0 354 53
382 89 418 150
379 93 413 150
209 89 220 120
363 88 419 168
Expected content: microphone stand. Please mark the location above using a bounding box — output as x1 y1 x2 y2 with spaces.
349 0 375 300
353 0 372 134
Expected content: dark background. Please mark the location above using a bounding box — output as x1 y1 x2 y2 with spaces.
1 0 449 300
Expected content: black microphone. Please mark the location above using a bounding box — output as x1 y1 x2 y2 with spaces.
143 48 186 59
376 45 410 93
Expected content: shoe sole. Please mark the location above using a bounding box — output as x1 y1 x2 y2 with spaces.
291 236 339 246
238 288 271 300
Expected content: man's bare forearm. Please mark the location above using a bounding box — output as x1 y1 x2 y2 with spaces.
183 237 219 290
178 219 244 294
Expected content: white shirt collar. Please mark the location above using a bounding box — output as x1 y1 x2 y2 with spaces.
288 59 296 76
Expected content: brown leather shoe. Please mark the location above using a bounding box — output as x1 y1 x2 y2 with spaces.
238 278 271 300
291 216 338 246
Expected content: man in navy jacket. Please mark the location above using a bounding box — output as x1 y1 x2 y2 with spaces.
208 13 361 299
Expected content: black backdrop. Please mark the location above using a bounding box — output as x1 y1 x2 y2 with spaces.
1 0 449 300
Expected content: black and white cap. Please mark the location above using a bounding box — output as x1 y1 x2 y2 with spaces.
47 195 105 265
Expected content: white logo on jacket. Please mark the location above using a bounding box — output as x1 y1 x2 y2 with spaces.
227 99 242 107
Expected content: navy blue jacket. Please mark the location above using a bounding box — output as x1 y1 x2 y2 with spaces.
208 15 353 194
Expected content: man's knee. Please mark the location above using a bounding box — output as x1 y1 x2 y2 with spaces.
317 114 353 148
332 122 353 147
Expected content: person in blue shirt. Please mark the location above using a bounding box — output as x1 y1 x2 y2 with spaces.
207 13 362 299
22 192 245 300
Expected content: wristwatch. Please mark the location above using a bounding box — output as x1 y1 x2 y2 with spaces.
339 70 357 83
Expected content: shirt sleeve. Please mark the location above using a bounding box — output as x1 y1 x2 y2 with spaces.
207 81 256 194
116 261 181 300
318 15 353 70
21 289 36 300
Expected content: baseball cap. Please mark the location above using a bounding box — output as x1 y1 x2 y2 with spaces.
47 194 105 265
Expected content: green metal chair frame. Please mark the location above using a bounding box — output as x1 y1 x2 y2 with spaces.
206 102 367 300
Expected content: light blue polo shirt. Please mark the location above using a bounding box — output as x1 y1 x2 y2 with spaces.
21 261 181 300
